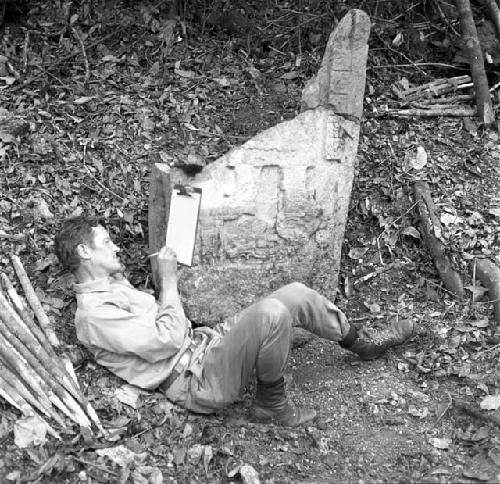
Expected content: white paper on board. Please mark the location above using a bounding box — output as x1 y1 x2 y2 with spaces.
165 185 202 266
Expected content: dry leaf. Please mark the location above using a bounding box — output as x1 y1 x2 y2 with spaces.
240 464 260 484
429 437 451 449
480 394 500 411
14 416 47 448
114 384 144 409
409 146 427 170
348 247 369 259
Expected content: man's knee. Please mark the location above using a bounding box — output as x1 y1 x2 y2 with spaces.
257 298 290 322
256 298 292 342
287 281 307 291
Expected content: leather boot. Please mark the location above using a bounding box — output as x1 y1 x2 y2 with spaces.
340 319 415 361
251 378 317 427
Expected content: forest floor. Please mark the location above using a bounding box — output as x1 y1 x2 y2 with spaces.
0 0 500 482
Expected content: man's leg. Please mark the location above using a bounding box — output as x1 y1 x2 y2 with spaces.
189 298 316 426
269 282 414 360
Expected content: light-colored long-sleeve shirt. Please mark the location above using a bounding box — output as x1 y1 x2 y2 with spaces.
73 276 193 390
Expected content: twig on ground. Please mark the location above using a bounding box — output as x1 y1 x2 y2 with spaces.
21 29 30 75
71 27 90 83
9 27 124 92
473 343 500 359
370 63 466 70
374 31 428 75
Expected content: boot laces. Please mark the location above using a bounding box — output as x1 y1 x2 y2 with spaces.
358 327 395 346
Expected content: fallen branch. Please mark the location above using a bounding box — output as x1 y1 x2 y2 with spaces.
388 107 476 117
416 94 474 105
11 255 60 347
475 258 500 327
413 181 464 297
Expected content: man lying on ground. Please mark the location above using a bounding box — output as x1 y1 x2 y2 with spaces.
54 216 415 427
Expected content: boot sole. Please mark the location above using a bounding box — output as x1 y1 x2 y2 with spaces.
250 408 317 427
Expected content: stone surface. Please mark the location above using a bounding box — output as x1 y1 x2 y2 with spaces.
150 10 371 323
302 9 370 117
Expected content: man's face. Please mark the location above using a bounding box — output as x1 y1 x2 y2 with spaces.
83 225 122 276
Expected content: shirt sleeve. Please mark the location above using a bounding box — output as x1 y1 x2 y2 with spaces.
84 297 191 364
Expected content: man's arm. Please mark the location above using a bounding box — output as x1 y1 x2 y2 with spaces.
157 246 182 308
82 246 190 363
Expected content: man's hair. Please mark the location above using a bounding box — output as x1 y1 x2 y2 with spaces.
54 216 103 272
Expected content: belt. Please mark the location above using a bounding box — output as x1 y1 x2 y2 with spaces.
161 349 191 390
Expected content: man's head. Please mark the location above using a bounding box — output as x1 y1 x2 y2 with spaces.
55 216 122 279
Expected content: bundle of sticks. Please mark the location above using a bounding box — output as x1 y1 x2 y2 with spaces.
0 255 104 440
388 75 500 117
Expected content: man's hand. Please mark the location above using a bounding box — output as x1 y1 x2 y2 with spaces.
157 246 179 304
157 246 177 282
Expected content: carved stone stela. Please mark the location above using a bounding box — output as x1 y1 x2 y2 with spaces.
149 10 370 320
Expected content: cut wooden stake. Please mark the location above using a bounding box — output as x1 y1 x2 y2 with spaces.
1 273 60 357
0 374 61 440
1 272 104 434
0 324 91 429
414 181 464 297
0 297 93 430
0 360 66 427
0 335 90 429
62 356 106 436
10 255 60 347
0 290 80 401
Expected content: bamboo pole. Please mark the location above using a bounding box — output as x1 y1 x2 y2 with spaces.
10 255 60 347
0 375 61 440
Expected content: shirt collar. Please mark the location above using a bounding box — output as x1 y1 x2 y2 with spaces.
74 277 112 294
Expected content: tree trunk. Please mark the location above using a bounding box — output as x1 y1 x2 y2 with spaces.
454 0 495 124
